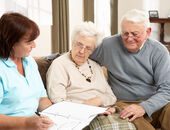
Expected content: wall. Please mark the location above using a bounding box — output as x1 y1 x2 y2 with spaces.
118 0 143 33
69 0 83 49
32 0 170 57
118 0 170 42
2 1 169 57
30 26 52 57
159 0 170 42
32 0 83 56
0 0 5 16
0 0 52 57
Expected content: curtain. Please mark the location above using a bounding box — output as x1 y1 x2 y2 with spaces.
95 0 111 37
52 0 69 54
83 0 94 22
110 0 118 35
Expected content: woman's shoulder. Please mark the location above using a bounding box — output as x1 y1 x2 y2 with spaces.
0 58 4 65
0 59 5 75
49 52 73 71
0 58 14 74
52 52 70 64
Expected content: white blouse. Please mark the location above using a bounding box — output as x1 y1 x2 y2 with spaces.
46 52 116 107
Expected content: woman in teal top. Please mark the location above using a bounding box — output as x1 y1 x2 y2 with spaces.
0 12 53 129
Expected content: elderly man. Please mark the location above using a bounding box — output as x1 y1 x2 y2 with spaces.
90 9 170 130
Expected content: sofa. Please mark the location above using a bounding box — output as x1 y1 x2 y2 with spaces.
34 53 61 89
34 53 163 130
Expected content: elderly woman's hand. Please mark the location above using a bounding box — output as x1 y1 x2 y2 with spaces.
83 97 102 107
103 107 116 115
25 115 53 130
98 107 116 116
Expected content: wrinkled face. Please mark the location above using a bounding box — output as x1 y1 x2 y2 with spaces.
71 35 95 66
121 20 151 53
12 38 36 58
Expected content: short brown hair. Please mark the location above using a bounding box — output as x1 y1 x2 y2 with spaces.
0 12 40 58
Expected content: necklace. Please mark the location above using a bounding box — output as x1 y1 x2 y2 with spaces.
75 60 93 82
70 52 93 82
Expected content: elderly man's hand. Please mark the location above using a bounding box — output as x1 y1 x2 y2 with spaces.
120 104 145 122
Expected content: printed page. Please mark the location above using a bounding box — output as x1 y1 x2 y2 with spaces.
41 101 107 130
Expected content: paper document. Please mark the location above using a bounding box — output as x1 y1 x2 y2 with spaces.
40 101 107 130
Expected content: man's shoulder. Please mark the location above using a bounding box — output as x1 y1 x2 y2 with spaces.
103 34 121 42
102 34 122 48
147 38 168 52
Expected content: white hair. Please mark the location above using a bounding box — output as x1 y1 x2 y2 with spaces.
121 9 150 29
71 21 103 48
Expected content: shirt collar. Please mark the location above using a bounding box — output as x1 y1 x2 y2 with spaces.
2 58 16 67
2 57 29 67
139 40 146 50
22 57 29 65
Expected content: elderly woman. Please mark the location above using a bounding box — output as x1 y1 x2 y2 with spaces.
0 12 53 130
46 22 136 129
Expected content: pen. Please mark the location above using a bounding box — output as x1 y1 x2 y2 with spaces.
35 112 58 127
35 112 40 116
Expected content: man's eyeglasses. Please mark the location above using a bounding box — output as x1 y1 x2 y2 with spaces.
121 31 144 39
74 41 93 53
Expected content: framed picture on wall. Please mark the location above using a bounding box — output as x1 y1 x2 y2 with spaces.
149 10 159 18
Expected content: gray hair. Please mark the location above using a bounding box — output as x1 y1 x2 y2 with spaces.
71 21 103 48
121 9 150 30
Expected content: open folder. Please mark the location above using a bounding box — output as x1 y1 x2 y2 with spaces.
40 101 107 130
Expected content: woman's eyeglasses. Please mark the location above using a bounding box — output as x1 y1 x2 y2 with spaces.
121 31 144 39
74 42 93 53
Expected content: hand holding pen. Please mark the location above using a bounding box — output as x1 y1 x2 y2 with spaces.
25 112 54 130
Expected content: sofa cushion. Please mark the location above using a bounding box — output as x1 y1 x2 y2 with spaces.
35 53 60 89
